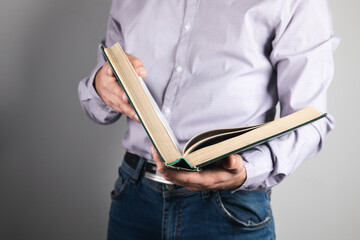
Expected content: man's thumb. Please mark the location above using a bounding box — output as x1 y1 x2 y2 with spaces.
222 154 239 170
107 64 114 76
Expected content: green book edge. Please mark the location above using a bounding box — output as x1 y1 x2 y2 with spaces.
165 157 194 170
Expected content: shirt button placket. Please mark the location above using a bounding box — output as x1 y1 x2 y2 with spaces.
161 0 197 125
163 107 171 117
175 66 183 73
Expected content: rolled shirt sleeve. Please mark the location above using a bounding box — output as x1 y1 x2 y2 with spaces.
238 0 339 190
78 1 124 124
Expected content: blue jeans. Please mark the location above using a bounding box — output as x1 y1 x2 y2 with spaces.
107 156 275 240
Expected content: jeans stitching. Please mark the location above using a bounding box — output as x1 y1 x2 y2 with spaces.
163 190 195 198
111 178 129 200
143 178 163 193
214 192 272 229
176 198 184 240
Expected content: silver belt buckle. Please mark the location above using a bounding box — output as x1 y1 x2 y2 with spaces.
145 171 174 185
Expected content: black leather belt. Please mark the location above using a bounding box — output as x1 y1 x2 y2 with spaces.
124 152 157 174
124 152 174 185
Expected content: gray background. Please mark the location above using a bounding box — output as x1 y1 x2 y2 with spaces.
0 0 358 239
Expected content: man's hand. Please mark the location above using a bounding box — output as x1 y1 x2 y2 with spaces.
94 53 148 123
151 146 247 191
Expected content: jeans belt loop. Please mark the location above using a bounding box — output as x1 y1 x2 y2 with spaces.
130 157 145 184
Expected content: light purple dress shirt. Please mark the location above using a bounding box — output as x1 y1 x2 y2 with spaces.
78 0 338 190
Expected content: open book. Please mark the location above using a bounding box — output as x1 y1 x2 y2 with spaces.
101 42 326 171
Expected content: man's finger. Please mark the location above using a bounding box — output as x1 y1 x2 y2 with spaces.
151 147 243 190
122 93 129 103
120 103 139 123
222 154 241 170
150 147 188 183
104 62 114 76
126 53 148 77
151 146 166 173
160 166 205 186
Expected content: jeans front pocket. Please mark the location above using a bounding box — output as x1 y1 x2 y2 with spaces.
214 189 272 230
111 167 130 200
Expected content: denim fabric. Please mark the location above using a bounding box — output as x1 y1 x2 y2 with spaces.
107 157 275 240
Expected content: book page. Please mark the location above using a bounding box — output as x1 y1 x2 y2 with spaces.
103 43 182 163
137 76 181 150
184 107 325 167
183 125 260 154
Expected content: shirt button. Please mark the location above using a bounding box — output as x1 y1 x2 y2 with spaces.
184 23 191 31
175 66 183 73
164 107 171 116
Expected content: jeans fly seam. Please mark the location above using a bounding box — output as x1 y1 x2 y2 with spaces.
161 197 167 240
176 198 184 240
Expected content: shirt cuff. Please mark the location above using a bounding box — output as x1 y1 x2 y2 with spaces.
78 66 120 123
231 145 272 192
88 67 105 102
